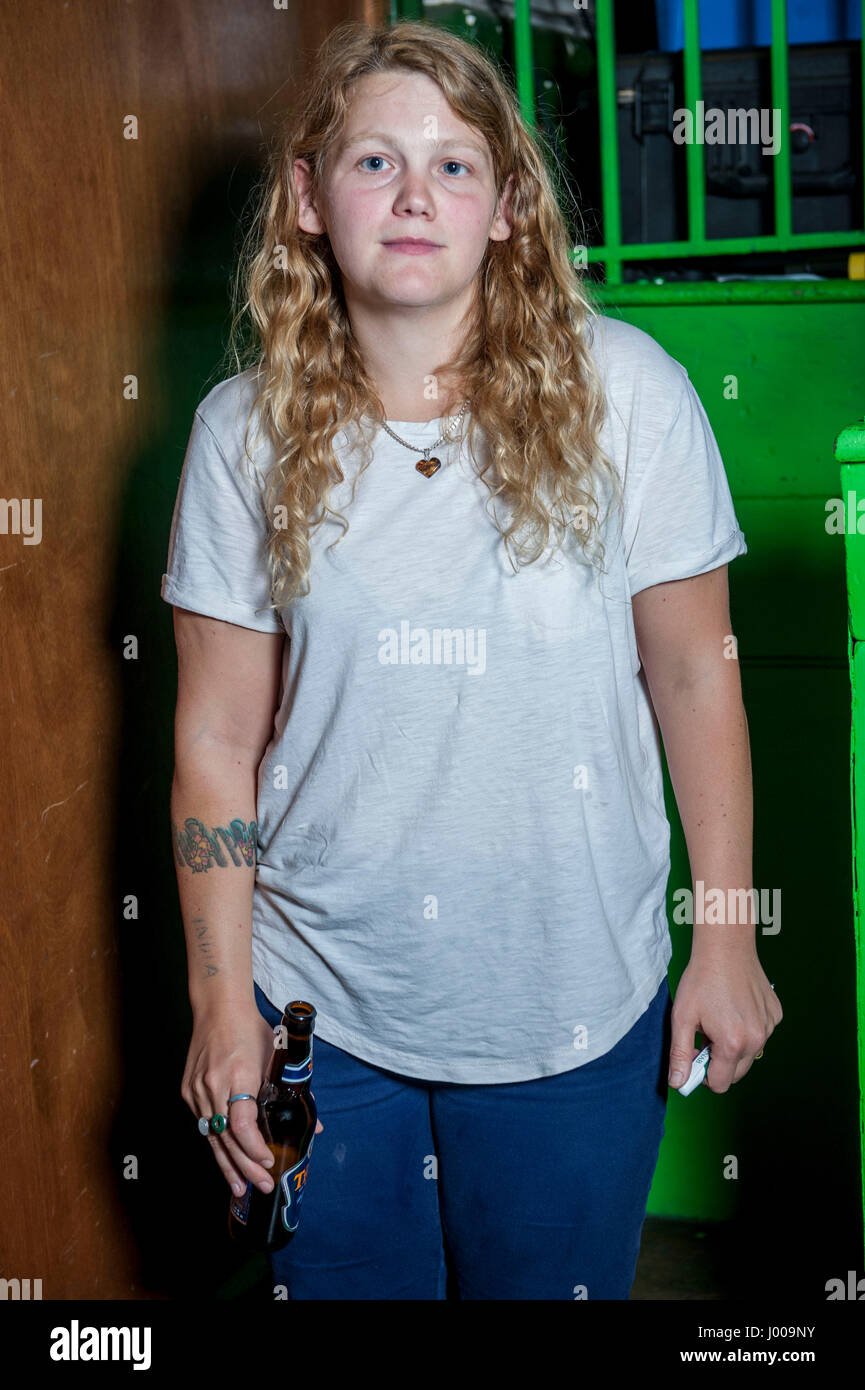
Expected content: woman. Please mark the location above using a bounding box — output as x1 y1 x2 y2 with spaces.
163 20 781 1300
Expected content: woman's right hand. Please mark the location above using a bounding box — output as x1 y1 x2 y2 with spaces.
181 1003 324 1198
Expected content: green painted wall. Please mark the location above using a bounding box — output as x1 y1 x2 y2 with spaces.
596 294 862 1232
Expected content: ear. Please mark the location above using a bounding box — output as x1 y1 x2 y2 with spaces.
489 172 515 243
294 158 327 235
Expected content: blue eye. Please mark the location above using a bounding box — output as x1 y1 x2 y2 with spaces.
357 156 470 177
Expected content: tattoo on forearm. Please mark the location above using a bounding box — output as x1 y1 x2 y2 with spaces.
172 816 259 873
192 917 219 979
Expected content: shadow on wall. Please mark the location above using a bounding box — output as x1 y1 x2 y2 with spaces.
105 151 270 1299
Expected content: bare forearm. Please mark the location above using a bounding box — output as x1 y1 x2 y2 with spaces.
648 666 756 958
171 759 260 1017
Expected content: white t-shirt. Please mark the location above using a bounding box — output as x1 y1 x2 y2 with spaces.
161 313 747 1083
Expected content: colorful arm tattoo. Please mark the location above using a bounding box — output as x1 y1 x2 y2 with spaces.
172 816 259 873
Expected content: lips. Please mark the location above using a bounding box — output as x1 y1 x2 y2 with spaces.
383 238 441 246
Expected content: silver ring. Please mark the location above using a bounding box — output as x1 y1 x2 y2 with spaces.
197 1116 211 1136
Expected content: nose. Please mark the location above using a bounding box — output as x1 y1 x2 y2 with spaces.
392 168 436 218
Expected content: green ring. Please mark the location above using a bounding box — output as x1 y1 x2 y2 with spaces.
211 1113 227 1134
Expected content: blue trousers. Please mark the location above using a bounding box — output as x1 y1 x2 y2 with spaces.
253 975 671 1300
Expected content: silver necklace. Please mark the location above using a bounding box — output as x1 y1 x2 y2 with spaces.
378 400 470 478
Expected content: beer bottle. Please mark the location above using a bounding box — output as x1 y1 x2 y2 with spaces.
228 1000 317 1252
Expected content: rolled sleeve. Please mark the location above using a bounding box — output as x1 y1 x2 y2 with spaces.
161 391 284 634
622 367 747 597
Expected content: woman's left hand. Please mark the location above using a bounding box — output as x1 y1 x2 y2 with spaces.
667 951 783 1093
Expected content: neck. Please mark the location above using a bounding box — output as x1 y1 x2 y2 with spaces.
344 283 472 422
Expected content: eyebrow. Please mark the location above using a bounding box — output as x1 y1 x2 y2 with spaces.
339 130 489 161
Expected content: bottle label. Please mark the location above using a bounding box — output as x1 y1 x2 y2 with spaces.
230 1182 252 1225
229 1134 315 1232
280 1049 312 1086
280 1135 315 1233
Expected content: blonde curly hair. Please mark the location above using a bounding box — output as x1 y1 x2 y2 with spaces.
222 18 621 611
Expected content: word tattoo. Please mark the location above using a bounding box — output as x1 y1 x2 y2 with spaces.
192 917 219 979
172 816 259 873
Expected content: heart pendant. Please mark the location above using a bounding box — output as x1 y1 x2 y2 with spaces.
416 457 442 478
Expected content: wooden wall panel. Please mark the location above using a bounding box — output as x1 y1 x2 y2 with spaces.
0 0 382 1300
